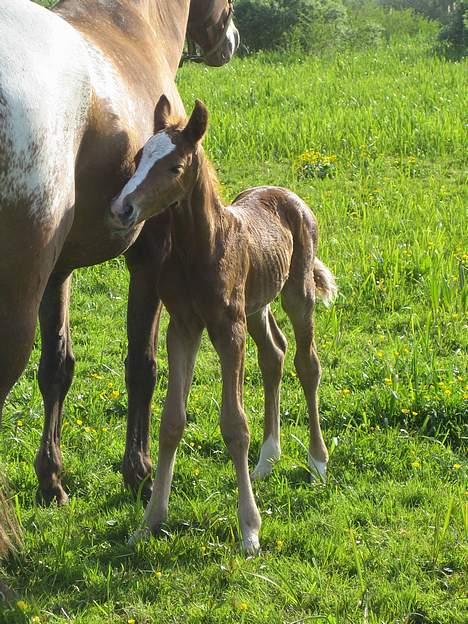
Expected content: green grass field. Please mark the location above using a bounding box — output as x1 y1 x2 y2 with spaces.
1 37 466 623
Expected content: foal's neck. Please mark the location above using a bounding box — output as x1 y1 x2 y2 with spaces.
172 151 225 260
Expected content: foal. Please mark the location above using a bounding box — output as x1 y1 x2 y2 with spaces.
110 96 337 553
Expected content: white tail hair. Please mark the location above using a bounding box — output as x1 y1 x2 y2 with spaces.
314 258 337 307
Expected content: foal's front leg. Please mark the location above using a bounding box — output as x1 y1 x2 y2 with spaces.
209 315 262 554
130 316 202 543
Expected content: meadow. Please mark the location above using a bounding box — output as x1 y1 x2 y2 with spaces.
0 35 466 623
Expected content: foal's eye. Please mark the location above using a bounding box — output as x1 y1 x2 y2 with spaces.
170 165 182 175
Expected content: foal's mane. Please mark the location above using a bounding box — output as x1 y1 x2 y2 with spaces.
166 117 222 202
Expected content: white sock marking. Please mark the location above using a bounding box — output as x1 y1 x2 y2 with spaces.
308 454 327 482
251 435 281 480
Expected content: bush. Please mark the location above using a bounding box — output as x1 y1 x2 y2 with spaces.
436 1 467 58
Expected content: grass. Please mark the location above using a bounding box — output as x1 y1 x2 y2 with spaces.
1 37 467 623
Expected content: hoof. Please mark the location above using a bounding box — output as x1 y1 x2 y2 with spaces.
36 485 69 506
251 462 274 481
124 476 153 504
308 454 327 483
242 533 261 556
128 525 151 547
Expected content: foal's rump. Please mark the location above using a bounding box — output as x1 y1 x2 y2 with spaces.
231 185 336 310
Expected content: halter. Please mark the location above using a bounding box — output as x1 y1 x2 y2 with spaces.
181 0 234 65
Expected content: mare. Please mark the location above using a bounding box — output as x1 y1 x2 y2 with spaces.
110 97 337 552
0 0 239 504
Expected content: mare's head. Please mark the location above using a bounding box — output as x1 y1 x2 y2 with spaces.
187 0 239 66
110 96 208 229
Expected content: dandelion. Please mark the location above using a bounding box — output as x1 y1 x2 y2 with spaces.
16 600 29 611
31 617 41 624
76 419 83 426
341 388 351 396
194 468 200 477
128 619 136 624
154 571 162 579
17 420 23 427
376 350 384 358
384 377 392 385
294 150 337 180
276 539 284 550
101 427 108 433
110 389 120 400
401 408 410 415
239 602 249 611
411 411 418 416
411 461 421 469
84 426 92 433
453 464 461 470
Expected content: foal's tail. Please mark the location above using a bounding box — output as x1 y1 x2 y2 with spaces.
314 258 337 307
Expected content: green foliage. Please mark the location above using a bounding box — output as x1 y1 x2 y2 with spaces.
436 1 467 58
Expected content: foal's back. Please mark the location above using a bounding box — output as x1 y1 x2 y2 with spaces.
228 186 319 316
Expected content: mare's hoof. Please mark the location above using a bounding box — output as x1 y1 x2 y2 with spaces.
36 485 69 507
123 472 153 504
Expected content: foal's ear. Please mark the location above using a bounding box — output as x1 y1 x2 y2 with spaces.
183 99 208 145
154 94 171 133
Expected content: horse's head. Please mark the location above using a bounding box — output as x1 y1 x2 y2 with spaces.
110 96 208 229
187 0 239 66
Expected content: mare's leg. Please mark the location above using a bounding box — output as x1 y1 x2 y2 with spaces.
131 316 203 541
209 315 261 554
123 220 170 499
281 278 328 482
247 306 287 480
35 272 74 505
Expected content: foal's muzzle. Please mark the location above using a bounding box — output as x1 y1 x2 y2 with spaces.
110 195 137 229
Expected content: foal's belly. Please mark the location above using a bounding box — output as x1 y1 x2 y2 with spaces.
245 237 293 316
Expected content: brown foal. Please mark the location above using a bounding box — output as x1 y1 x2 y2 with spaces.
110 97 337 553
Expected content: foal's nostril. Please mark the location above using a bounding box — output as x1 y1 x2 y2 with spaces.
120 198 135 224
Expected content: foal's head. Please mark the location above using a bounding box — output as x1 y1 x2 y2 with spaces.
110 96 208 229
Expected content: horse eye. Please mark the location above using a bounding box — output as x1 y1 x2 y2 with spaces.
170 165 182 174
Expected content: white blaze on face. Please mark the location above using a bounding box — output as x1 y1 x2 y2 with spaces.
117 131 176 203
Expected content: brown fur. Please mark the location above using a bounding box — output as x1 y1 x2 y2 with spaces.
0 0 238 504
118 99 337 552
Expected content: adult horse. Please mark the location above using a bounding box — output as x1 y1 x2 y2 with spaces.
0 0 239 504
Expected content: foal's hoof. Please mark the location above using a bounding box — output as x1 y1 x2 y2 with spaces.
242 534 261 556
36 484 69 507
251 461 275 481
128 525 152 547
308 455 327 483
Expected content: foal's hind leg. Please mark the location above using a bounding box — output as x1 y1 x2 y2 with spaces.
131 316 203 542
247 306 287 480
35 272 74 505
282 280 328 481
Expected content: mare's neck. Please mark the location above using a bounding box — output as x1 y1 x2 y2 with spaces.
172 152 225 261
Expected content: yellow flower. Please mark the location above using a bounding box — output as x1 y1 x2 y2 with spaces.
101 427 108 433
84 426 92 433
411 411 418 416
401 408 410 415
17 419 23 427
239 602 249 611
376 350 384 358
276 539 284 550
76 419 83 426
453 464 461 470
110 389 120 399
194 468 200 477
384 378 392 385
31 617 41 624
411 461 421 469
128 619 136 624
154 571 162 579
341 388 351 396
16 600 29 611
